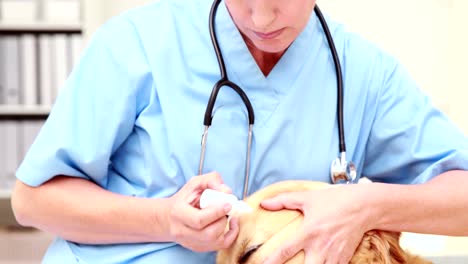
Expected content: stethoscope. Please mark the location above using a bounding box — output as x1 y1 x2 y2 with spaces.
198 0 357 199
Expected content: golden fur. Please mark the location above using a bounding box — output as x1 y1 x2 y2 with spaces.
217 181 431 264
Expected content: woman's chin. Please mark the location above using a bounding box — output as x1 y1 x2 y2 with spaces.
251 41 290 54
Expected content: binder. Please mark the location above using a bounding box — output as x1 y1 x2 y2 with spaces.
39 34 53 106
20 34 38 106
0 122 6 192
3 36 20 105
0 38 6 104
51 34 68 103
69 33 83 72
3 121 19 192
19 120 44 166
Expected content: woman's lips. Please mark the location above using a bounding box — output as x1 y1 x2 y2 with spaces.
253 28 285 40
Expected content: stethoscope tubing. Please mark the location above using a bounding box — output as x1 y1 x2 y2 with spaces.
200 0 353 198
314 6 346 154
207 1 345 152
209 0 228 81
203 79 255 126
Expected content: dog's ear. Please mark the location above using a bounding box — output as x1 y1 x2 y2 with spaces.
351 231 407 264
383 231 408 264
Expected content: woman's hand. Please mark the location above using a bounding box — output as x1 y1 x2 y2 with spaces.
165 172 239 252
261 185 371 264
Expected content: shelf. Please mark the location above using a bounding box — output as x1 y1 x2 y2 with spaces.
0 22 82 34
0 105 51 120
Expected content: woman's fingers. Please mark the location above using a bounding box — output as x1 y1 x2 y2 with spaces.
167 172 240 252
183 172 232 207
305 249 325 264
261 192 306 211
184 203 231 230
324 240 356 264
220 217 239 248
190 172 231 193
198 213 229 240
263 234 306 264
174 206 234 251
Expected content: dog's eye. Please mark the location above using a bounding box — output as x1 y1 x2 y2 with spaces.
239 244 262 264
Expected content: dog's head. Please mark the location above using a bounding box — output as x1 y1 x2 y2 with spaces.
216 181 431 264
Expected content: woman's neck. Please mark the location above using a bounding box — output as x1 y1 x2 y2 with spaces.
242 34 285 76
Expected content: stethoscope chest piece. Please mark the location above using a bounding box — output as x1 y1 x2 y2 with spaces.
330 152 357 184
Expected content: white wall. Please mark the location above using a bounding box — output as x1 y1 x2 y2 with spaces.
318 0 467 133
449 0 468 134
82 0 152 41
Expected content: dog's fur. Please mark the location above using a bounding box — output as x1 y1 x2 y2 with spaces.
217 181 431 264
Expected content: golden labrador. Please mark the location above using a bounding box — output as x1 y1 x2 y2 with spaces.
217 181 431 264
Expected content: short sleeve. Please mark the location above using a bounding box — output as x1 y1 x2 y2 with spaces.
16 17 152 187
362 58 468 184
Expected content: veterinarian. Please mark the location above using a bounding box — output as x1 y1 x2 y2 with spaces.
11 0 468 263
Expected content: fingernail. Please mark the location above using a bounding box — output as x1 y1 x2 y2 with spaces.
230 217 238 227
220 184 232 193
224 204 232 213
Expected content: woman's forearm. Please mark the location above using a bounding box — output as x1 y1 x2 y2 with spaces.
363 170 468 236
11 176 172 244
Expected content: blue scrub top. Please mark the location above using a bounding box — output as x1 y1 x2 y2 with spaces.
16 0 468 263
